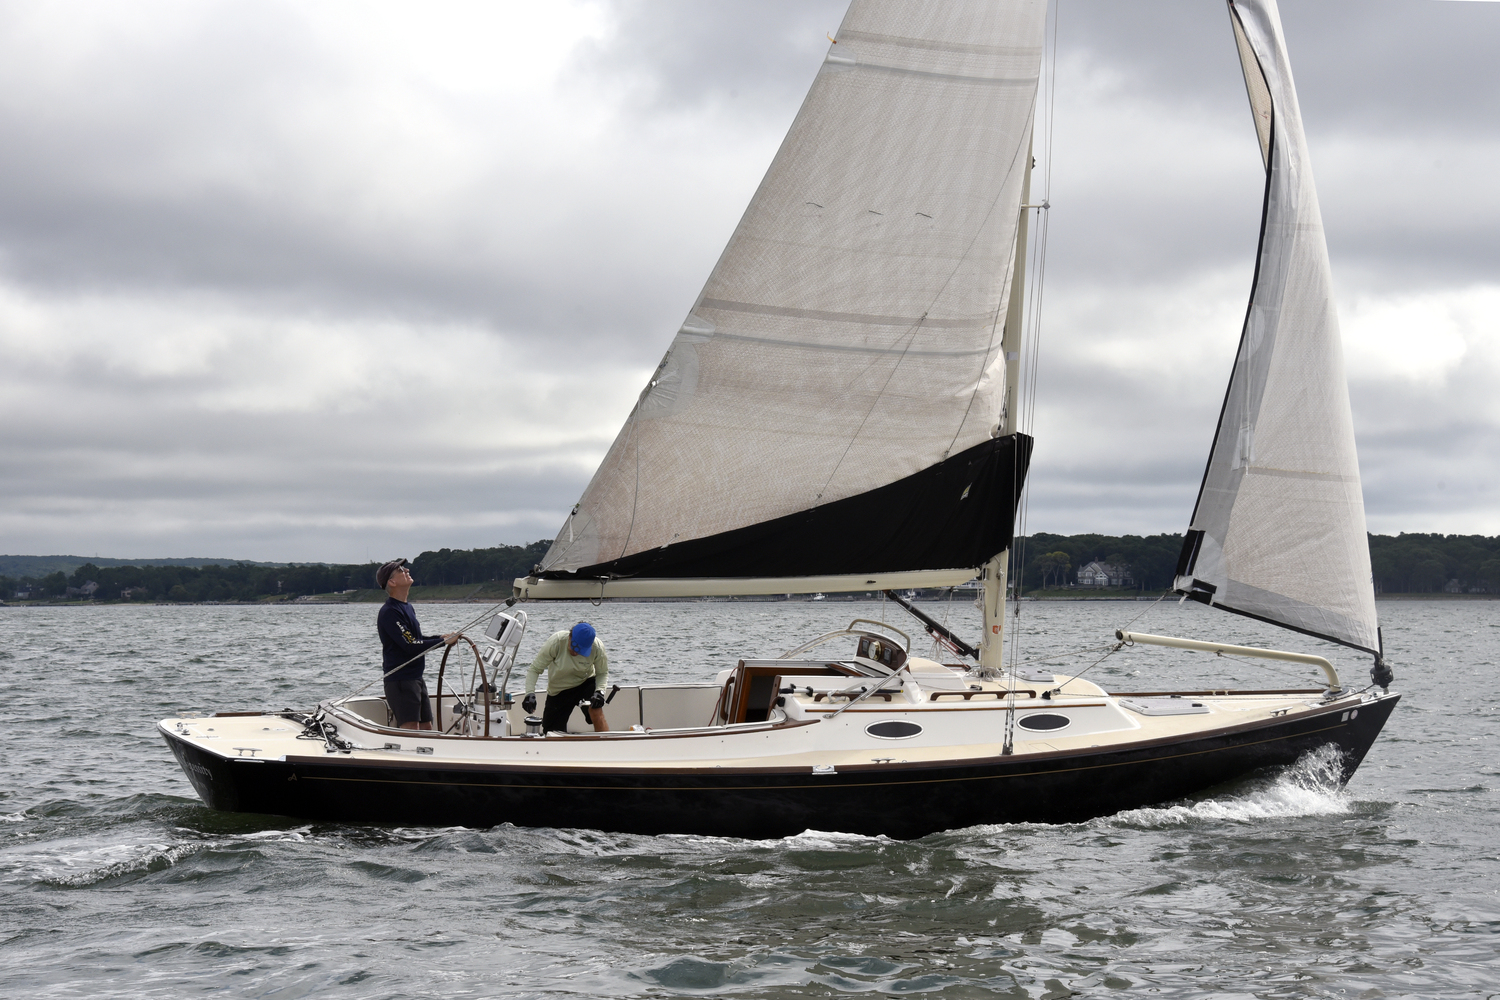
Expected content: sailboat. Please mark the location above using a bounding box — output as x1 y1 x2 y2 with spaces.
161 0 1398 839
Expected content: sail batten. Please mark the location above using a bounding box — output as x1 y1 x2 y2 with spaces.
539 1 1049 586
1176 0 1379 656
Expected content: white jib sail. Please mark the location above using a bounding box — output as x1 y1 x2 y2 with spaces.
540 0 1048 576
1177 0 1379 655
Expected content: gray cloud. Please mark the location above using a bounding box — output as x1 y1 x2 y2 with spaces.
1054 0 1500 133
1 0 1496 563
0 0 853 356
0 2 814 360
582 0 847 115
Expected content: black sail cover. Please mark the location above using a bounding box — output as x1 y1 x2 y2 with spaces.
536 0 1048 590
553 434 1031 581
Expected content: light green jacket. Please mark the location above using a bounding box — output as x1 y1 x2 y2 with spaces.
524 629 609 696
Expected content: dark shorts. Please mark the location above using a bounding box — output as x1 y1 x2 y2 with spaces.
542 677 596 734
384 675 433 726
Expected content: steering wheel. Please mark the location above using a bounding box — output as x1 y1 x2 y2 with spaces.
434 635 489 736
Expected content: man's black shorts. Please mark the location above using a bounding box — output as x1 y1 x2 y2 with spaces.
384 675 433 726
542 676 596 734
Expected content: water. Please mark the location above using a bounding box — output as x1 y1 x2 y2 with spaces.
1 598 1496 998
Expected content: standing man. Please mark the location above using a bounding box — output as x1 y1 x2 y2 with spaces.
522 622 609 734
375 558 457 731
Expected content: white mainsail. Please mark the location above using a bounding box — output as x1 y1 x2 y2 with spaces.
1176 0 1380 657
535 0 1048 589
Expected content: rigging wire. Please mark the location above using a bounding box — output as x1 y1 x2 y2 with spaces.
936 586 956 660
1002 1 1061 754
1051 639 1126 693
1007 641 1119 669
1118 589 1172 635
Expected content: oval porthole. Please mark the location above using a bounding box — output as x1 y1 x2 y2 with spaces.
1017 713 1070 732
865 721 923 740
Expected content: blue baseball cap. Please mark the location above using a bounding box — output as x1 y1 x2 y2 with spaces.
570 622 596 654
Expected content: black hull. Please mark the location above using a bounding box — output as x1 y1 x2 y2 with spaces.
163 693 1399 839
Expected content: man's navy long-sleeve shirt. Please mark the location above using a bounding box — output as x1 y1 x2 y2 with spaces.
377 597 443 680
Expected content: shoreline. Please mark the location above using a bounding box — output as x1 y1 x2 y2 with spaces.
4 591 1496 608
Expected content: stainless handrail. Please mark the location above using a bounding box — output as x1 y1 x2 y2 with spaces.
847 619 911 649
778 622 911 660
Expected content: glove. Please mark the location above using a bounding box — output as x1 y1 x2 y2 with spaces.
522 693 537 714
589 691 606 710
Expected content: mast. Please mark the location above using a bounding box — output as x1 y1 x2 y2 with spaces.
979 138 1033 674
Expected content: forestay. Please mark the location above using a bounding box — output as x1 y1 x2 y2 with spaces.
536 0 1048 589
1176 0 1379 656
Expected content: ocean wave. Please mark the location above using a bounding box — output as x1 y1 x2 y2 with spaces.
24 840 202 889
237 826 311 842
774 828 891 848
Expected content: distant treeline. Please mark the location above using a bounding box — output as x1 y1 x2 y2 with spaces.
1 541 552 602
4 534 1497 602
1012 533 1182 593
1012 532 1500 595
1366 533 1500 594
0 554 284 578
410 542 552 587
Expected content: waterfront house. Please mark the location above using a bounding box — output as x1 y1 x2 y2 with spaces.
1077 561 1134 589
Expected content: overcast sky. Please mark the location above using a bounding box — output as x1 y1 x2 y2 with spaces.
1 0 1495 563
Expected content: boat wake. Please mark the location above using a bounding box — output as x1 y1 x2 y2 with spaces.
1109 743 1353 828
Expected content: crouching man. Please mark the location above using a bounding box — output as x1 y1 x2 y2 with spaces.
522 622 609 734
